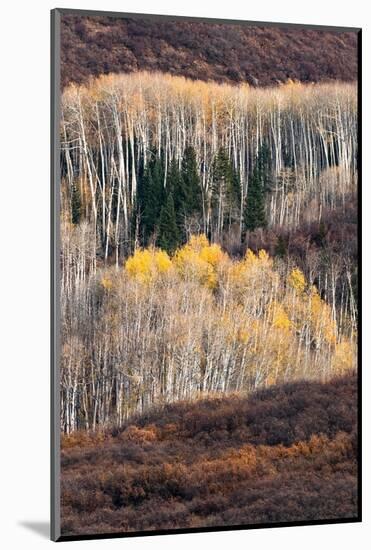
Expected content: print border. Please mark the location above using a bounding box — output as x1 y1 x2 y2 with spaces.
51 8 362 542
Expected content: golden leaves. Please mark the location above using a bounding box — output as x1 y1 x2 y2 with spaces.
332 341 356 374
288 268 307 293
308 286 337 346
125 248 172 283
121 236 355 381
100 276 113 291
270 301 292 332
173 235 225 289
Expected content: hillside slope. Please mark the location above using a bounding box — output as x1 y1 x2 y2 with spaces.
61 15 358 88
61 373 358 536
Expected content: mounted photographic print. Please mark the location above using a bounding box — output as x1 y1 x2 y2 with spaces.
51 9 361 541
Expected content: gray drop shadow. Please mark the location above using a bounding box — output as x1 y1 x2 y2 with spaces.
18 521 50 539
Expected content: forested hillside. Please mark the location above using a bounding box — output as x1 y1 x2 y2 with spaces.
60 76 358 417
61 236 356 433
58 12 359 537
61 373 358 534
61 15 358 88
61 73 357 252
60 73 358 434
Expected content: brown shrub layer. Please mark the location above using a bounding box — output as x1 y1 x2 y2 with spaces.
61 15 358 88
61 373 358 536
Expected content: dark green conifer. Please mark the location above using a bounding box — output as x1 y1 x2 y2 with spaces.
181 146 202 215
138 154 165 243
243 145 269 232
167 160 187 237
210 148 241 239
212 148 241 226
158 193 180 253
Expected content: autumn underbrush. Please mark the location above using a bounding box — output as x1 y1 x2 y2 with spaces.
61 372 358 536
61 16 357 88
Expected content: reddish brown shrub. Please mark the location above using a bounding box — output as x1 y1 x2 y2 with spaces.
61 373 358 536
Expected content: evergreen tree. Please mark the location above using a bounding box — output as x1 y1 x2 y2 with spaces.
138 154 165 244
181 146 202 215
71 182 81 225
243 145 269 232
138 165 153 241
212 148 241 228
167 159 187 238
230 164 241 208
157 193 180 254
256 142 273 193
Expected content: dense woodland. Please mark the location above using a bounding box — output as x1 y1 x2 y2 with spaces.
61 73 357 253
61 373 358 534
61 15 358 88
60 72 357 433
61 235 356 433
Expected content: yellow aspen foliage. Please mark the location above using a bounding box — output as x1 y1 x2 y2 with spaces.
173 235 225 289
237 327 250 345
187 234 227 267
288 268 307 293
187 234 210 251
227 260 248 287
243 249 273 272
308 286 336 345
332 340 356 373
227 249 277 302
125 248 172 283
257 249 270 264
115 236 353 393
269 302 292 332
244 248 258 267
199 243 226 267
100 276 113 291
174 246 216 289
154 250 173 273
